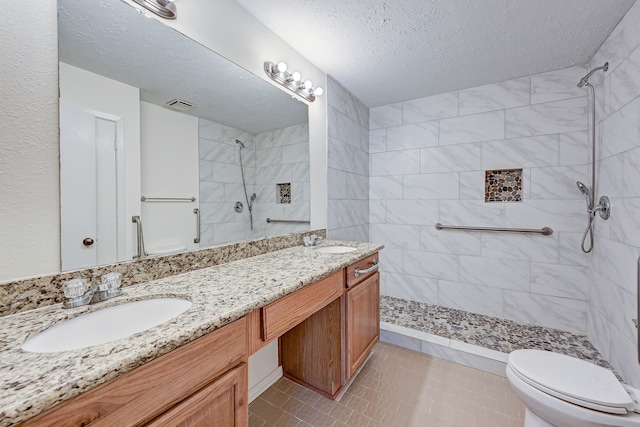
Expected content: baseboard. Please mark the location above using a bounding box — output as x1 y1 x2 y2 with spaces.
249 366 283 403
335 350 375 402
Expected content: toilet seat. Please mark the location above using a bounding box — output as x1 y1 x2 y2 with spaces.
508 349 636 415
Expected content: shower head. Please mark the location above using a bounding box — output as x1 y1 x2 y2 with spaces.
577 181 593 210
576 181 590 196
235 139 245 149
250 193 257 201
577 62 609 87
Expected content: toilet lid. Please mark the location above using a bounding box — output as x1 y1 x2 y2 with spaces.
508 349 635 414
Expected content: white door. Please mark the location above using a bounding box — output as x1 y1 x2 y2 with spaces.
60 103 121 270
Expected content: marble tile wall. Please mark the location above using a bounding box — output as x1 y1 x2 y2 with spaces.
254 123 310 238
199 119 309 246
586 0 640 387
327 76 370 241
370 64 592 335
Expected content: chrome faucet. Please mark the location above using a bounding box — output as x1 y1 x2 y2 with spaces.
303 234 321 247
62 272 123 309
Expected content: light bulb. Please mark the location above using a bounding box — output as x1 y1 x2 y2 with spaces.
303 80 313 90
291 71 301 82
276 62 287 73
314 87 324 97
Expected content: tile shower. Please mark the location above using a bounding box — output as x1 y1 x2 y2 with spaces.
199 119 310 246
368 66 590 334
326 1 640 387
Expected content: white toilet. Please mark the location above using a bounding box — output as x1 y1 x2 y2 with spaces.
506 349 640 427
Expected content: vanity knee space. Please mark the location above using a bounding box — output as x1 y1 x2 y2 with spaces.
248 253 381 399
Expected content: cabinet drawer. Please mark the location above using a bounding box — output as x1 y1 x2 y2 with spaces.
261 270 343 342
346 253 379 289
22 318 247 427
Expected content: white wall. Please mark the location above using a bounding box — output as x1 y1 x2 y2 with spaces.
140 102 199 254
370 66 591 334
0 1 59 281
254 123 310 237
327 77 370 242
198 118 256 245
60 63 142 262
587 1 640 387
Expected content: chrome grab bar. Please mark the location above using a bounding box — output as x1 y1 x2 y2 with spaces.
193 208 200 244
141 196 196 202
266 218 311 224
355 259 378 277
435 223 553 236
132 215 147 260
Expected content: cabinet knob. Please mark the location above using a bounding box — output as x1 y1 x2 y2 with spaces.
83 237 95 247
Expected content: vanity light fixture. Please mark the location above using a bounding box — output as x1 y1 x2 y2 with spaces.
264 61 323 103
131 0 177 19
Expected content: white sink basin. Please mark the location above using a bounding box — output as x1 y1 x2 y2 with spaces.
314 246 357 254
22 298 192 353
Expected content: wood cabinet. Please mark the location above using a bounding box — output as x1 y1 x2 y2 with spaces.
346 272 380 378
147 363 247 427
261 271 343 342
281 253 380 398
281 297 344 398
21 318 248 427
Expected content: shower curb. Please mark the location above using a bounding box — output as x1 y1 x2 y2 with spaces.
380 321 509 377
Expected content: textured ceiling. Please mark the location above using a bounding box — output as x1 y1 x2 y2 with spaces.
235 0 635 107
58 0 307 134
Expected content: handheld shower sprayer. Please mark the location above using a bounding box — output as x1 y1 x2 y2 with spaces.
576 181 592 211
576 63 611 253
236 139 255 230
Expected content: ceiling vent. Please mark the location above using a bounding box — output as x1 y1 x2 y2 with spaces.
165 98 196 112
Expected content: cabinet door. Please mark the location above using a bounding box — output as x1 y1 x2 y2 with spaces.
346 272 380 379
147 363 248 427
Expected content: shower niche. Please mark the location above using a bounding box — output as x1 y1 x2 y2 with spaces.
485 169 523 203
277 183 292 204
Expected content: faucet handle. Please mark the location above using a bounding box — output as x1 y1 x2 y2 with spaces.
62 279 88 298
99 272 122 291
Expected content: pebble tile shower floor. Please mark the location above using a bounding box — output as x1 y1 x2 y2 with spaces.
249 342 525 427
380 296 612 369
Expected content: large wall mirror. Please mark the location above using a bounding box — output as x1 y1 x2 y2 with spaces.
58 0 309 271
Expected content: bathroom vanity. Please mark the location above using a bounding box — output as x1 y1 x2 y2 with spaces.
0 241 382 426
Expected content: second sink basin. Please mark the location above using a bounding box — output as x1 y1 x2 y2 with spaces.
22 297 192 353
314 246 357 254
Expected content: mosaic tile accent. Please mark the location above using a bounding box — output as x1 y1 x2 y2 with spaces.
485 168 522 202
0 229 326 318
380 295 616 375
277 183 292 204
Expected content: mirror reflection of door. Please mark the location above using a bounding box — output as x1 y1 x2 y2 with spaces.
60 103 125 270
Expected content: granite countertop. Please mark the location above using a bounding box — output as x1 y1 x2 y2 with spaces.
0 240 383 426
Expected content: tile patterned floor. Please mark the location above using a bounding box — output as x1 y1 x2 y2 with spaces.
249 342 525 427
